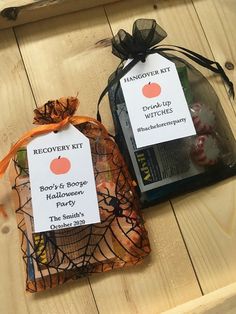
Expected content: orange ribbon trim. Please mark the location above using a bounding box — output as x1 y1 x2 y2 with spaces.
0 115 108 179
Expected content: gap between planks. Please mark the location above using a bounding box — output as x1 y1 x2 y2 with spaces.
12 27 38 107
12 19 101 314
8 1 230 311
102 1 205 298
191 0 236 117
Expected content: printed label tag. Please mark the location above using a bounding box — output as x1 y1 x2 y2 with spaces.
27 124 100 233
120 53 196 148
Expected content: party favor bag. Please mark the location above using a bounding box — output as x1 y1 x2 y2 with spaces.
0 97 150 292
98 19 236 207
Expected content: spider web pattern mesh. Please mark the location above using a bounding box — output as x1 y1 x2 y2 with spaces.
10 122 151 292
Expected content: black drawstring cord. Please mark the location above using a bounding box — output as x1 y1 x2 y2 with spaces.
97 19 234 122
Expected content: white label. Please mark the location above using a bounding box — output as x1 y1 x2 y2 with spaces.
120 53 196 148
27 124 100 233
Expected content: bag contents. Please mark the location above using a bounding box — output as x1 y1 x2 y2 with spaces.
105 19 236 207
1 97 151 292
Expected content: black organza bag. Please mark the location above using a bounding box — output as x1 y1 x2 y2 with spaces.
98 19 236 207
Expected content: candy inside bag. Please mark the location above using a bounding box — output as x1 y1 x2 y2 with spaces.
8 98 150 292
108 57 236 207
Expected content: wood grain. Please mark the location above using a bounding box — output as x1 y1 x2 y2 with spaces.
90 204 202 314
0 25 98 314
0 28 35 158
193 0 236 110
0 28 33 314
14 4 202 313
0 0 120 30
173 0 236 294
0 32 34 309
172 178 236 294
163 282 236 314
0 0 236 313
14 7 118 134
105 0 236 137
105 0 236 296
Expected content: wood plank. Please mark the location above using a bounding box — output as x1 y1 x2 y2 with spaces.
193 0 236 110
105 0 236 296
0 28 33 314
0 24 98 314
0 0 120 30
172 178 236 294
90 203 202 314
0 179 29 314
14 5 202 313
14 8 118 133
0 29 35 157
173 0 236 294
105 0 236 137
163 282 236 314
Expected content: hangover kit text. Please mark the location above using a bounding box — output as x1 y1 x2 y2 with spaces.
120 52 196 148
123 66 170 83
123 65 183 131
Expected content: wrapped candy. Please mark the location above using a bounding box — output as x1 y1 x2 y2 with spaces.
190 102 216 134
0 97 151 292
103 19 236 206
191 134 220 166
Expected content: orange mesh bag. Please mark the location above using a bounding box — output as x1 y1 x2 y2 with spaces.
0 97 151 292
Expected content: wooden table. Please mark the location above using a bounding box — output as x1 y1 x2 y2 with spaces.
0 1 236 313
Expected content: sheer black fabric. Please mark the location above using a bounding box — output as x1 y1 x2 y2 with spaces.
103 19 236 207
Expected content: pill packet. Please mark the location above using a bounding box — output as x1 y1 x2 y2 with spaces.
108 50 236 207
7 97 151 292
